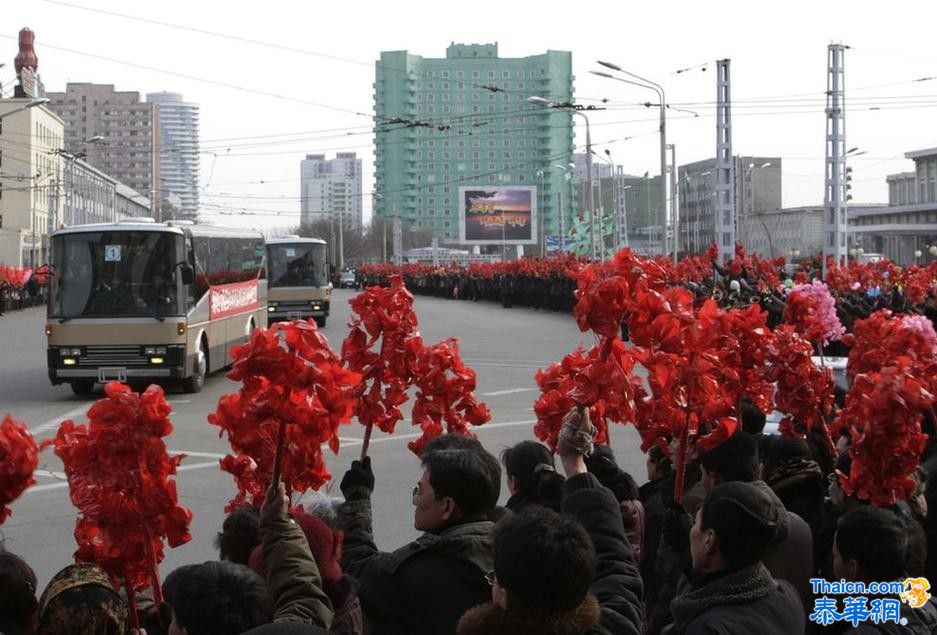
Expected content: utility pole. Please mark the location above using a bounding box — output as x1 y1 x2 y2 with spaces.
823 43 848 279
558 192 564 253
392 203 402 265
669 144 678 263
714 59 735 264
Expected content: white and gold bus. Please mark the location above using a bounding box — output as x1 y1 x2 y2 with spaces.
265 236 331 326
46 219 267 394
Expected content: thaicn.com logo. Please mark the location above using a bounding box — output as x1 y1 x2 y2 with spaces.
808 577 931 627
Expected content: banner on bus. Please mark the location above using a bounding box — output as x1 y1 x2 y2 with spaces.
210 280 260 320
458 186 537 245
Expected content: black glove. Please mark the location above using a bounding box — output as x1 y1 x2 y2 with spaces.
661 504 693 554
340 456 375 500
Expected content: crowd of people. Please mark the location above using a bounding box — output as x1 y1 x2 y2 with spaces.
4 403 937 634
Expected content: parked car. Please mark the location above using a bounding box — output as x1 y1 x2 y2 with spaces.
339 270 356 288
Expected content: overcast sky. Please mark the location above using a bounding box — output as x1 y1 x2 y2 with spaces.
5 0 937 232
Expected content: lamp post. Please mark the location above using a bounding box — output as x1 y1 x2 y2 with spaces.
594 63 668 256
536 169 545 255
553 162 574 252
528 96 598 260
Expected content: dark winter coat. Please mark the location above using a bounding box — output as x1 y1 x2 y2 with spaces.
338 496 494 635
262 507 334 629
457 472 644 635
639 477 667 590
666 563 804 635
323 575 363 635
753 481 815 616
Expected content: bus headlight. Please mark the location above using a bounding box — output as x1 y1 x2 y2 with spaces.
176 322 186 335
268 306 276 312
150 356 165 365
312 304 321 311
62 358 77 366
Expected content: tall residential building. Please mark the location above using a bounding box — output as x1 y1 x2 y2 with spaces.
146 92 200 219
300 152 363 230
373 43 574 244
678 156 781 255
47 83 160 216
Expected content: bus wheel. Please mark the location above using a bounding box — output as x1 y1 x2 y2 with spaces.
182 342 207 393
315 316 327 327
70 380 95 395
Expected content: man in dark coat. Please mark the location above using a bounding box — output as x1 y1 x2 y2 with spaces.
338 448 499 635
457 408 644 635
665 481 804 634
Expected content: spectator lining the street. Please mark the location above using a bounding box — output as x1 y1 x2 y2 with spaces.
0 550 38 635
585 444 646 567
457 408 644 635
37 563 129 635
666 481 804 634
215 506 261 566
501 440 564 513
338 449 499 634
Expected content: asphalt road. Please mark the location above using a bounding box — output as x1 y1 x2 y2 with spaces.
0 290 647 588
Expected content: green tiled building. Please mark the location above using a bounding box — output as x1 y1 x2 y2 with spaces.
373 43 574 247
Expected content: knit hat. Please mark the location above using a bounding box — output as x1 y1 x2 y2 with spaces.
701 481 779 563
249 511 343 583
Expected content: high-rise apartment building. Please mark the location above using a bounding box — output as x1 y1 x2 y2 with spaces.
146 92 199 219
300 152 363 230
373 43 574 244
47 83 159 216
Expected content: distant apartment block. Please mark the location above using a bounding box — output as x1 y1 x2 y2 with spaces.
147 92 200 219
47 83 159 215
300 153 363 230
373 43 574 243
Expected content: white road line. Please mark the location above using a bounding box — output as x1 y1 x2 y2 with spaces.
26 460 222 494
29 403 90 436
34 469 66 480
169 400 192 404
167 450 226 459
481 387 537 396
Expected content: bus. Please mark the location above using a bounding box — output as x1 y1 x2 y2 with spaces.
265 236 331 326
45 218 267 394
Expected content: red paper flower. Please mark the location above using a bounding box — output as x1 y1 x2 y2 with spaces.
407 338 491 456
42 382 191 596
210 321 361 510
0 414 38 524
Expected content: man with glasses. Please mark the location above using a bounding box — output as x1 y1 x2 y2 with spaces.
337 448 499 634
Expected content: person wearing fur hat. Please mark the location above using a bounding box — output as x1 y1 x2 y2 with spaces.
457 409 644 635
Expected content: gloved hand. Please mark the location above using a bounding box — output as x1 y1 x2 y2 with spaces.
558 408 597 458
661 503 693 554
340 456 375 500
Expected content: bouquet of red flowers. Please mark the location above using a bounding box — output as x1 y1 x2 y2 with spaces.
210 320 361 510
43 383 192 606
0 414 38 525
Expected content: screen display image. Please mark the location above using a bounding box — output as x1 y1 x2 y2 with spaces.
459 186 536 245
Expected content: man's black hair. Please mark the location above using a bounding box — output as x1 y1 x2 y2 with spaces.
422 448 500 519
423 434 502 508
585 445 639 501
835 506 908 582
0 550 37 635
169 561 273 635
214 506 261 566
740 399 767 435
493 507 596 613
700 482 779 570
699 430 759 483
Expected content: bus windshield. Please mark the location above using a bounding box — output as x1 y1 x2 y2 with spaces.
49 231 184 319
267 242 328 288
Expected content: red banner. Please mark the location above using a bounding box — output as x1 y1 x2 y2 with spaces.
210 280 259 320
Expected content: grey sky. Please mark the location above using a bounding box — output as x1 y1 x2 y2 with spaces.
5 0 937 232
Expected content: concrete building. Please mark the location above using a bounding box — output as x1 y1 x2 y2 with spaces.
373 43 574 245
678 156 781 255
146 92 199 219
573 153 611 182
849 147 937 265
47 83 160 216
300 152 363 230
0 98 64 267
574 172 664 255
744 204 882 260
60 156 150 226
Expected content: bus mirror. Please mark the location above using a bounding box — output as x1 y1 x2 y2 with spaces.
179 264 195 285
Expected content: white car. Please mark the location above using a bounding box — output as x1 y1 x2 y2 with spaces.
339 271 356 288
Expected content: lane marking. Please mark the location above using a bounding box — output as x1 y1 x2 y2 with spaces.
167 450 225 459
29 403 90 436
34 469 66 480
24 421 540 495
481 387 537 397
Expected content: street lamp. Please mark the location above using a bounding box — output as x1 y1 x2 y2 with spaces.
553 163 574 252
930 245 937 257
535 169 545 255
743 162 771 248
528 95 598 260
594 62 668 256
